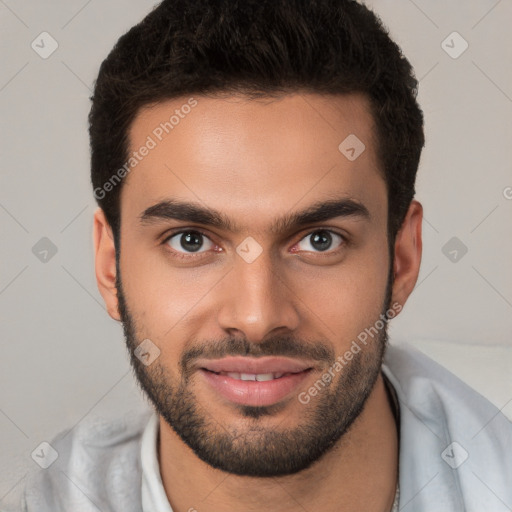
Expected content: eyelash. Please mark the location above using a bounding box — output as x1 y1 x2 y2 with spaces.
161 228 348 260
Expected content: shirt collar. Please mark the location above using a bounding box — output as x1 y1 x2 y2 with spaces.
140 411 174 512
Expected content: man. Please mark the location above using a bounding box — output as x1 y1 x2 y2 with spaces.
11 0 512 511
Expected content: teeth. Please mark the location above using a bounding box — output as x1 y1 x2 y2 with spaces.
255 373 274 382
221 372 287 381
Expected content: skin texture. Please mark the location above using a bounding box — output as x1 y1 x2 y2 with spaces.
93 92 423 512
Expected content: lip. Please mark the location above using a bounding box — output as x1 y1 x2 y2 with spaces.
197 356 315 407
197 356 314 374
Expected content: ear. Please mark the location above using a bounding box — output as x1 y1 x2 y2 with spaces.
93 207 121 321
391 200 423 310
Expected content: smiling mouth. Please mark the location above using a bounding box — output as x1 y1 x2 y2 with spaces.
203 370 309 381
198 358 315 407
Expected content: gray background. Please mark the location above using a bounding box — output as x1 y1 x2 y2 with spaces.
1 0 511 503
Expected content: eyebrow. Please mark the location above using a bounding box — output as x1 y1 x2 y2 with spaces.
139 197 371 234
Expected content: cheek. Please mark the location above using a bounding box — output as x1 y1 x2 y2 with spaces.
119 241 224 343
288 236 389 344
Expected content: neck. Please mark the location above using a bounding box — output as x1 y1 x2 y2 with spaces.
158 372 398 512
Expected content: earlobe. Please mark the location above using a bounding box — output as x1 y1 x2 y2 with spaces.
93 207 121 321
391 200 423 310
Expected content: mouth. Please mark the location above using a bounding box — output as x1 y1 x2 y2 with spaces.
196 356 315 407
207 371 299 381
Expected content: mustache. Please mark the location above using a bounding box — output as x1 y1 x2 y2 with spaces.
180 335 335 374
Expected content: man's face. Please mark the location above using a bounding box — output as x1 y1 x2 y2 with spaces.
114 93 392 476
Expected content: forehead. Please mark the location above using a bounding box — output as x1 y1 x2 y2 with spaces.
121 92 386 231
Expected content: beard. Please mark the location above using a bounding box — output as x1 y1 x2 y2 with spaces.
116 262 394 477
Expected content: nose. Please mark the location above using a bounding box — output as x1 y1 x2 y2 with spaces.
216 247 300 343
